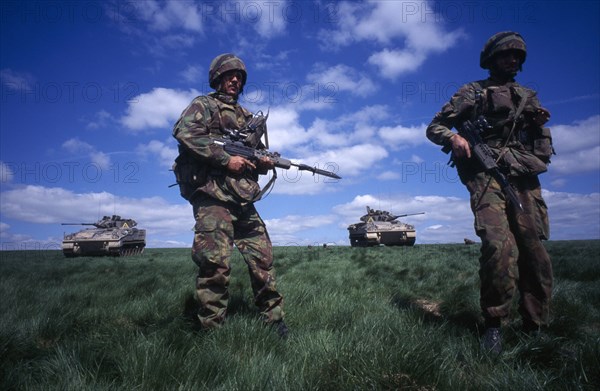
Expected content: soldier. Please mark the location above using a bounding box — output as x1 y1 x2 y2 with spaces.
426 32 554 353
172 54 288 337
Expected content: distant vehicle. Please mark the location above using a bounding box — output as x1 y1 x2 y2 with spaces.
61 215 146 257
348 206 424 247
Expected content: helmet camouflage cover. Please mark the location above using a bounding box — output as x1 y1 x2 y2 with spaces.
209 53 247 90
480 31 527 69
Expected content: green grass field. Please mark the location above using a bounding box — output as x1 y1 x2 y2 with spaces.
1 241 599 390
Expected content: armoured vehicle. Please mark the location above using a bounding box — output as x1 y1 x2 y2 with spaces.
61 215 146 257
348 206 424 247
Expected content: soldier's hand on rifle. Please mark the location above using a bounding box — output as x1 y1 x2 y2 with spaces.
227 156 256 174
450 134 471 158
256 156 274 170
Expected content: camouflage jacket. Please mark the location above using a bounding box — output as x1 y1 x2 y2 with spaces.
426 77 553 177
172 92 267 204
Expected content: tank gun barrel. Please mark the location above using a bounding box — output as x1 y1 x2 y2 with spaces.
397 212 426 217
394 212 426 218
61 223 97 225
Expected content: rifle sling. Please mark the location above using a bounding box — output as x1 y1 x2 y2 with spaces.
496 88 528 163
252 168 277 202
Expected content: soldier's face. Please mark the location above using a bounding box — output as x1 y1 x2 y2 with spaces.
491 50 524 77
219 70 243 97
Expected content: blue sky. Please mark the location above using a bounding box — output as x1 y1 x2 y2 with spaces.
1 0 599 250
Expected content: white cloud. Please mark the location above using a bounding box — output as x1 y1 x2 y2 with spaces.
368 48 426 77
158 33 197 50
90 151 111 169
346 104 392 124
552 146 600 175
132 0 203 32
299 144 388 178
259 163 341 196
0 185 191 238
136 139 178 169
266 214 337 235
410 154 424 164
0 222 53 250
543 190 600 239
263 106 311 151
86 110 116 130
268 103 388 154
1 186 598 248
301 104 391 148
121 88 199 131
305 118 352 148
550 115 600 174
307 64 377 97
62 138 111 169
319 2 363 47
166 0 203 32
0 221 10 238
254 51 293 71
180 65 203 84
334 0 463 49
0 68 35 92
319 0 464 78
378 123 428 148
334 193 436 231
255 142 387 196
109 0 204 57
1 161 15 183
333 189 600 244
251 0 288 38
377 171 401 180
62 138 94 154
552 115 600 153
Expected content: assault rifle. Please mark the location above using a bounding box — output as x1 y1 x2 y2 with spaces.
215 128 341 180
451 116 523 211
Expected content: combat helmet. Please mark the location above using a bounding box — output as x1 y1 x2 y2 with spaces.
480 31 527 69
209 53 247 90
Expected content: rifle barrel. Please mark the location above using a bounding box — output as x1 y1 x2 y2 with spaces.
219 139 341 179
294 163 342 179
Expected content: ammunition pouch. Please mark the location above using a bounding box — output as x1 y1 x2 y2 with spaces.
533 190 550 240
532 126 554 162
172 155 207 201
490 144 548 177
487 85 514 116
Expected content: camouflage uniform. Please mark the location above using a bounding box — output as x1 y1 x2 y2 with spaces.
426 32 553 332
172 56 284 329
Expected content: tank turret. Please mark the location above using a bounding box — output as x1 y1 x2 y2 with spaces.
61 215 146 257
348 206 424 247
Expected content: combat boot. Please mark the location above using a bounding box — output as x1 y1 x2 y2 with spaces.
522 319 540 334
481 327 502 355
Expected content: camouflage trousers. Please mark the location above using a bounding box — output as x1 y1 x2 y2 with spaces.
463 172 553 327
191 196 284 329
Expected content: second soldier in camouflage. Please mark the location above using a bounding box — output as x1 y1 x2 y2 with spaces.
426 32 554 354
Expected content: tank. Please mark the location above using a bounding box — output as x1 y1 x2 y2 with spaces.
348 206 424 247
61 215 146 257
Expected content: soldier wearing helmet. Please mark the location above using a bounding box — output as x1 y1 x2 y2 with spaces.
426 32 554 354
208 53 247 92
172 54 288 337
479 31 527 71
